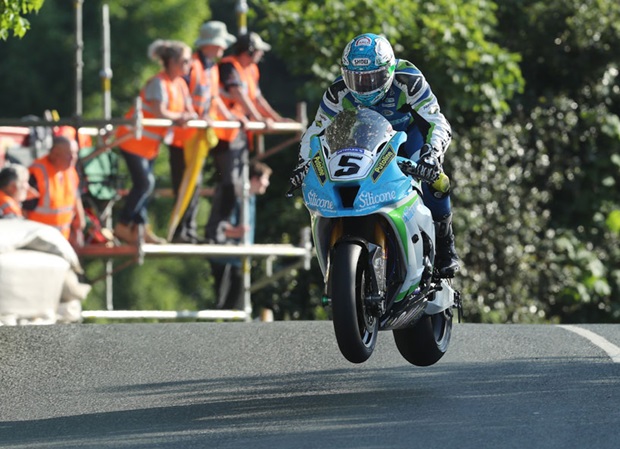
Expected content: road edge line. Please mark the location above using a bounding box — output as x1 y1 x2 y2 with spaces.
557 325 620 363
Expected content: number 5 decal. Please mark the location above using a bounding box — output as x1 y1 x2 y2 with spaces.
334 155 363 177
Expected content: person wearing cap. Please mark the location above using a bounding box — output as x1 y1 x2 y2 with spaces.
169 21 241 244
0 164 34 219
204 31 291 243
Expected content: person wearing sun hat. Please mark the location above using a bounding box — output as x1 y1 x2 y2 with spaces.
168 21 241 244
204 31 292 244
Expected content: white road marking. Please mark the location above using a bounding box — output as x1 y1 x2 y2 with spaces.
557 325 620 363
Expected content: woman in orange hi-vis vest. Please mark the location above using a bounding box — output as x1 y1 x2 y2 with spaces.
169 21 240 244
204 32 292 243
114 39 197 245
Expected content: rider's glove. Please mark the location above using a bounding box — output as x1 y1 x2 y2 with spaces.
411 144 443 183
289 159 310 190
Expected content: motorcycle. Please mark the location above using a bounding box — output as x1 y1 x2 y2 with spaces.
292 108 461 365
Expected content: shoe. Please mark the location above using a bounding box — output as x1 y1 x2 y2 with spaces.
114 222 137 244
186 232 208 244
171 234 197 244
143 224 167 244
434 213 460 278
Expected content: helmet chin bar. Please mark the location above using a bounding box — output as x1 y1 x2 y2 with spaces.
351 87 388 106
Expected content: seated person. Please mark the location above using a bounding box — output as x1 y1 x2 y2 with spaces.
0 164 35 219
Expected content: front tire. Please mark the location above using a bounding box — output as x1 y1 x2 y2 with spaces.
331 242 378 363
393 309 452 366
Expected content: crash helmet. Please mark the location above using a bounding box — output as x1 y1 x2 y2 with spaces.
341 33 396 106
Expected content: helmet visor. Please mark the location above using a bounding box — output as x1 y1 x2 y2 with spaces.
342 67 391 94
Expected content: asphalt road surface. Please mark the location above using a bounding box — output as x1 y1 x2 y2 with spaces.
1 322 619 448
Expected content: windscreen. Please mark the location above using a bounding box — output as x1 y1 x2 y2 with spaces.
325 109 392 154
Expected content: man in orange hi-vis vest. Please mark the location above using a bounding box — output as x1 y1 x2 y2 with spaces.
204 32 292 243
22 136 85 242
0 164 33 219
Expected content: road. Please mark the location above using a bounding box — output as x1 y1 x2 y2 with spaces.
1 322 619 448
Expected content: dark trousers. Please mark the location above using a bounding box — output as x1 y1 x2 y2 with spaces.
211 261 244 310
204 132 248 241
169 145 202 239
119 150 155 225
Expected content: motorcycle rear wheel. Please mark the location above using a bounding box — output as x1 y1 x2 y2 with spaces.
331 242 378 363
393 309 452 366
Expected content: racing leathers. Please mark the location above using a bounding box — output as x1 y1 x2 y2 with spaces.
295 59 459 278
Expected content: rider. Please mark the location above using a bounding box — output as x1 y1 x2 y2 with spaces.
290 33 459 278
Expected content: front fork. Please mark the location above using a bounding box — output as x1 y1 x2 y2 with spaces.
325 217 388 318
365 243 387 316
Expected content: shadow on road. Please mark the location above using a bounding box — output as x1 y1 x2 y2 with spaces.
2 358 619 449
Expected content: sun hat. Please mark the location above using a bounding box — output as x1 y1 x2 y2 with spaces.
194 21 237 49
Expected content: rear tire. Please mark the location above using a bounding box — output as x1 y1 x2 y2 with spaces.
393 309 452 366
331 242 378 363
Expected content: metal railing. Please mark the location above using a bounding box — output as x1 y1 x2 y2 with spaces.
0 102 311 322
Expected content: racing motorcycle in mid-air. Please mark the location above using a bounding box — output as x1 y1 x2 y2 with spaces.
290 108 461 365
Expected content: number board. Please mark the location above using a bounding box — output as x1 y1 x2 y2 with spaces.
327 148 375 181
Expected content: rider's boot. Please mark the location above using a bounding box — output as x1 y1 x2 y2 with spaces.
434 213 460 278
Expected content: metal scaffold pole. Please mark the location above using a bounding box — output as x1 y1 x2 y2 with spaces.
236 0 248 36
236 0 250 319
101 4 115 311
74 0 84 118
101 4 113 121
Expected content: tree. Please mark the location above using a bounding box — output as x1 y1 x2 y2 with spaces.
0 0 44 40
0 0 210 119
455 0 620 322
249 0 526 320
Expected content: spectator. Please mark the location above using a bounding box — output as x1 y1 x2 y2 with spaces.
205 32 290 243
0 164 32 219
210 160 272 311
22 136 86 243
114 39 197 244
170 21 239 243
0 163 91 315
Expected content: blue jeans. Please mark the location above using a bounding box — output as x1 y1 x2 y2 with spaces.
118 150 156 225
402 126 451 220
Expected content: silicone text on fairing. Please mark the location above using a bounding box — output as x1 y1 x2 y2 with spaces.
358 190 397 208
307 190 335 210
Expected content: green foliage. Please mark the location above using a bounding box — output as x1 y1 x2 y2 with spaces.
253 0 524 123
0 0 43 40
454 0 620 323
1 0 620 323
0 0 210 119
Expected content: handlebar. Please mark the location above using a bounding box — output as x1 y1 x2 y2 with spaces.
286 157 450 198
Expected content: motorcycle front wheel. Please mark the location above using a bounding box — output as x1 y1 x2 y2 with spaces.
330 242 378 363
393 309 452 366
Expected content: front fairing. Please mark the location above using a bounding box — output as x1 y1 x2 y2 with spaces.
302 131 412 217
302 127 429 294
